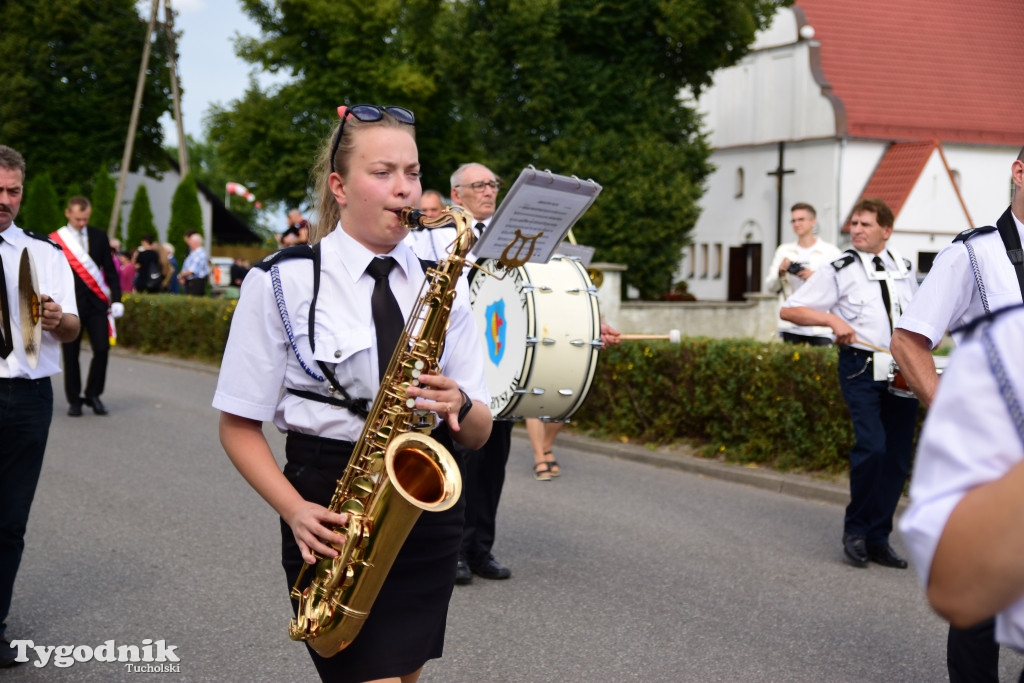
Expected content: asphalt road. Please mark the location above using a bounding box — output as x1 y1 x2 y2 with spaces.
5 350 1023 681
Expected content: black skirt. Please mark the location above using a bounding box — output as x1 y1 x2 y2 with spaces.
281 428 465 682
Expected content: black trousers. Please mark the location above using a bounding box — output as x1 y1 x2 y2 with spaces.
0 377 52 639
948 619 999 683
457 420 512 565
836 346 918 545
62 309 110 403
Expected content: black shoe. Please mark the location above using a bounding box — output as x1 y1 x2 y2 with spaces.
455 556 472 585
867 544 908 569
842 534 869 568
1 638 24 668
471 555 511 580
84 396 108 415
67 402 83 417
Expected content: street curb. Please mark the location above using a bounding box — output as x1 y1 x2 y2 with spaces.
511 426 910 513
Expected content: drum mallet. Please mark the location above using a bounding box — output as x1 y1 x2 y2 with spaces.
618 330 682 344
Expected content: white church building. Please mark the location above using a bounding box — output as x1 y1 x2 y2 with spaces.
682 0 1024 301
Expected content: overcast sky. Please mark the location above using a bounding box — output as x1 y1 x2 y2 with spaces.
155 0 286 149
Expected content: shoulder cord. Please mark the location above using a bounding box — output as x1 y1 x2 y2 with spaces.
981 325 1024 447
270 263 325 382
272 243 369 417
964 242 991 314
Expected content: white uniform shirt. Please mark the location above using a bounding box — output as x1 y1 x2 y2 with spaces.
0 225 78 379
782 248 918 352
899 307 1024 651
213 227 490 442
765 237 842 338
896 210 1024 346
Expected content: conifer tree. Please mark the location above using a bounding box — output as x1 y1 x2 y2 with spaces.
22 172 63 234
168 173 202 265
125 184 156 251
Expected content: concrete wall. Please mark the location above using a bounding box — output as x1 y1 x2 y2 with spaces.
594 262 779 341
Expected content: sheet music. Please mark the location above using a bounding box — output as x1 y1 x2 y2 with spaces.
474 166 602 264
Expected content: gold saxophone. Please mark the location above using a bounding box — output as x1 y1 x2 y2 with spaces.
288 206 476 658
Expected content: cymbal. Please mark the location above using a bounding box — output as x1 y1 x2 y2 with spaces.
19 248 41 369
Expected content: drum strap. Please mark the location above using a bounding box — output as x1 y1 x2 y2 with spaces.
994 207 1024 303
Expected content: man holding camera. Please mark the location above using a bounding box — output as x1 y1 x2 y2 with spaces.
766 202 841 345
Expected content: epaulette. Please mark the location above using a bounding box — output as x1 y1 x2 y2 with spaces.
254 245 315 271
953 225 997 243
24 230 62 250
950 302 1024 339
831 253 856 271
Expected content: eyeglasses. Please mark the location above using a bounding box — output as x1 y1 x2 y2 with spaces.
330 104 416 173
454 180 501 193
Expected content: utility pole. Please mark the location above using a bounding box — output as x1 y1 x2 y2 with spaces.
109 0 190 238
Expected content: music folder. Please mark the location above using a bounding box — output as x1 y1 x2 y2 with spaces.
474 166 602 266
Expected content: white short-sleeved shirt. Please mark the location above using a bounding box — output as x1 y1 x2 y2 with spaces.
213 226 490 442
896 209 1024 346
899 306 1024 651
0 225 78 379
766 238 843 339
782 247 918 352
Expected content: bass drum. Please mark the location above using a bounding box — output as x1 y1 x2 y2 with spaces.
469 255 602 421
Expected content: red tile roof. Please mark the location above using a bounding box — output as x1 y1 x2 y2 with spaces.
840 140 972 232
796 0 1024 146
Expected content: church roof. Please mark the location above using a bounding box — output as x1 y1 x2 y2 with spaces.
796 0 1024 145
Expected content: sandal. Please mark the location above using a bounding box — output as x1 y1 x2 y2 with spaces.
544 451 561 477
533 462 553 481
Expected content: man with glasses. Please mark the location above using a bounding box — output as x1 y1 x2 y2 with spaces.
410 163 513 585
765 202 840 345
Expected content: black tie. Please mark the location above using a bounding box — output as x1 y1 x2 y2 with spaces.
0 236 13 359
474 222 485 236
873 255 893 331
366 257 404 381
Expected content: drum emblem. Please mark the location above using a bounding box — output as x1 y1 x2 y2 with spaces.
484 299 507 365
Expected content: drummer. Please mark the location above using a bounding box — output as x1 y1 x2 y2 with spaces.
889 146 1024 682
780 198 918 570
407 162 515 586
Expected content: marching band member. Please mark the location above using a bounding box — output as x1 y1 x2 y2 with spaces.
0 145 79 668
900 306 1024 681
213 105 490 683
890 146 1024 682
780 198 918 570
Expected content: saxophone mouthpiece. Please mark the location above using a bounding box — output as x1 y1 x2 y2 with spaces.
391 207 427 229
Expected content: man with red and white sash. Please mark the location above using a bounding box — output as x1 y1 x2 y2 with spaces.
49 197 123 416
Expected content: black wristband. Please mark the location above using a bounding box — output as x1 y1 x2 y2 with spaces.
457 388 472 424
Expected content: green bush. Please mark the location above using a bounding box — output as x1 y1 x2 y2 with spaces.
117 294 236 363
572 339 857 473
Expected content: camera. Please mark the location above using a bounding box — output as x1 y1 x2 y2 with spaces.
786 262 806 275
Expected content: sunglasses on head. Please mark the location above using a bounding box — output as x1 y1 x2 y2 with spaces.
329 104 416 173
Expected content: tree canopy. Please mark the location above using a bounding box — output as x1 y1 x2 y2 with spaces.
210 0 786 298
0 1 174 196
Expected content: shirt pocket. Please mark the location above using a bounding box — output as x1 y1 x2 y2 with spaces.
312 330 373 395
837 293 869 323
